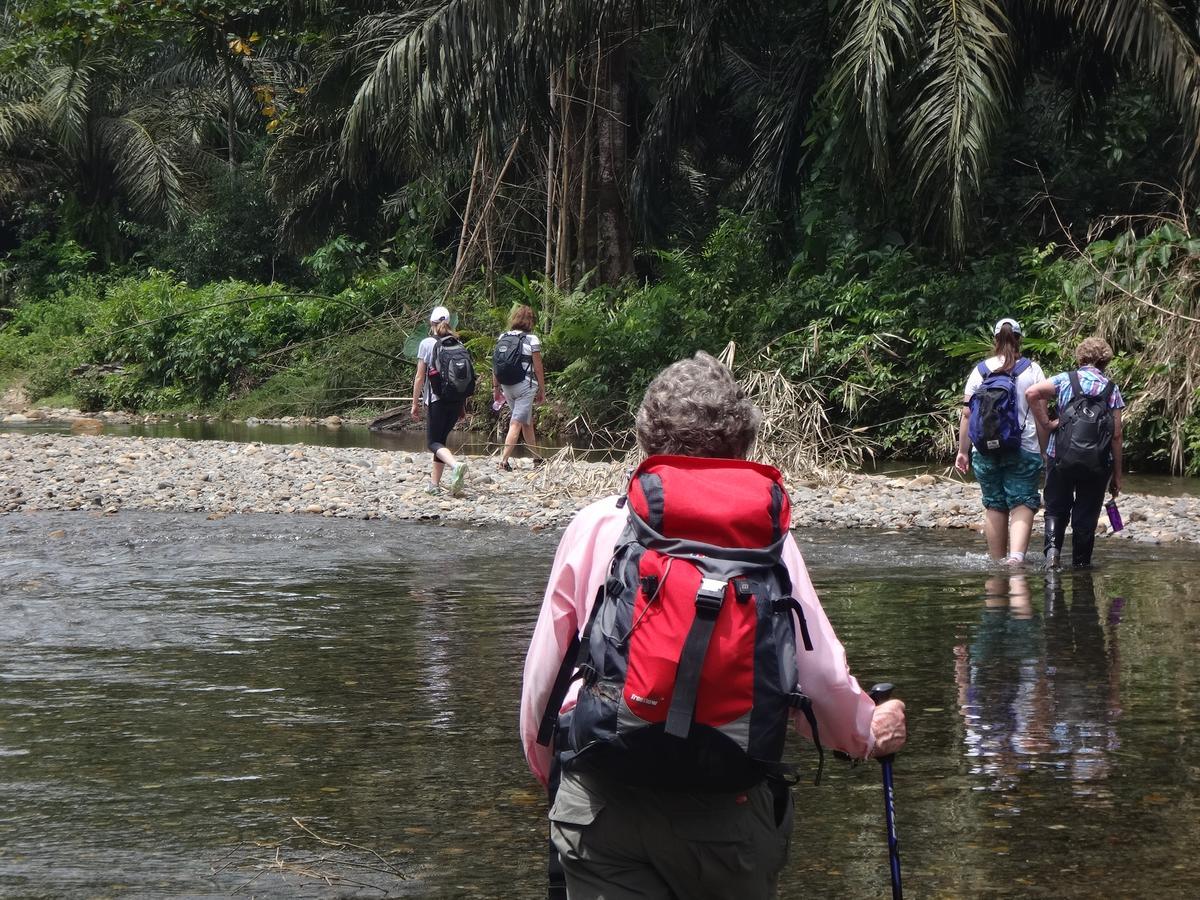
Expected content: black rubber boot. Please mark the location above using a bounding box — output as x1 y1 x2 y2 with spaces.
1043 515 1066 569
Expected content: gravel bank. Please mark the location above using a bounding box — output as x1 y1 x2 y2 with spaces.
3 431 1200 543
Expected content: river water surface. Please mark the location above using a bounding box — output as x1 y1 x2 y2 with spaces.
2 513 1198 897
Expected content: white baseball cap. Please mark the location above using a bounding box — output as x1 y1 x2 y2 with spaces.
993 317 1022 335
429 305 451 323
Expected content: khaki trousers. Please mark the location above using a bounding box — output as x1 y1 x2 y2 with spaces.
549 768 793 900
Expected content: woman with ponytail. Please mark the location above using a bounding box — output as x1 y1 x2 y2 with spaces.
954 318 1047 564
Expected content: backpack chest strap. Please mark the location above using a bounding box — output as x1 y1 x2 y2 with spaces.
664 578 727 740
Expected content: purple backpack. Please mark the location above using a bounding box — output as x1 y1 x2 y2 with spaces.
968 358 1031 454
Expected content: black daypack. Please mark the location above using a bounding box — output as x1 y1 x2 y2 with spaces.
492 331 529 386
1055 371 1116 475
968 357 1031 454
429 336 476 401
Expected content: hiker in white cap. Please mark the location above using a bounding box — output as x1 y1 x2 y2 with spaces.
954 317 1047 564
411 306 475 496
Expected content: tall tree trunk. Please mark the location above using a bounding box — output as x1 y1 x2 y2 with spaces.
544 74 559 284
555 66 573 290
223 49 237 170
576 40 600 282
596 29 634 285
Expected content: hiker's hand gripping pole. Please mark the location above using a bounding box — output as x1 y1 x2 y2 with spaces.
871 682 903 900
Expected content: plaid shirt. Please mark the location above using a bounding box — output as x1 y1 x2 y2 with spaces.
1047 366 1125 457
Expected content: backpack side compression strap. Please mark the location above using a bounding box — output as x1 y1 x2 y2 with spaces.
664 577 727 740
536 584 605 748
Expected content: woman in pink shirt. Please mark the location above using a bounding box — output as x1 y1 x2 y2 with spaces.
519 351 907 899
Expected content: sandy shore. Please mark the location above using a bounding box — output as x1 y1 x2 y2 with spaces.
3 431 1199 545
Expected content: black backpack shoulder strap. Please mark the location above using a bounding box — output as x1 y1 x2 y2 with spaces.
1100 377 1116 404
664 575 727 740
1068 369 1083 398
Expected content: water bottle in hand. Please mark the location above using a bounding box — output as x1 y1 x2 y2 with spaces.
1105 498 1123 532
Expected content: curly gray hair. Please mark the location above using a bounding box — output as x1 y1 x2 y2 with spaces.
635 352 761 459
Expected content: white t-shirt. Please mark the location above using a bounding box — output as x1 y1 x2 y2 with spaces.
963 355 1045 455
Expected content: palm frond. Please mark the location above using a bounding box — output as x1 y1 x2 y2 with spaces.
829 0 923 179
41 61 95 154
900 0 1014 253
94 112 190 224
746 30 822 209
632 0 727 225
1042 0 1200 174
0 100 45 149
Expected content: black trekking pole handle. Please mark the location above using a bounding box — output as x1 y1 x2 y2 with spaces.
870 682 903 900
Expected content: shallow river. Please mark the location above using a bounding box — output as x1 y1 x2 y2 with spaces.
2 513 1198 898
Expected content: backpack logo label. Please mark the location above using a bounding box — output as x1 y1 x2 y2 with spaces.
629 693 661 706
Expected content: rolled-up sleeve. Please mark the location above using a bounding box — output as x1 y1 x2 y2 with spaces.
782 535 876 758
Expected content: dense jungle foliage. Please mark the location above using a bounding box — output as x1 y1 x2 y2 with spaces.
3 1 1200 473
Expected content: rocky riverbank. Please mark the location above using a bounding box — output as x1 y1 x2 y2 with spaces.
3 431 1200 544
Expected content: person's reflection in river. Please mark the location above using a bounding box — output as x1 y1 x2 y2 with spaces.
955 571 1123 801
1042 571 1123 793
956 574 1047 793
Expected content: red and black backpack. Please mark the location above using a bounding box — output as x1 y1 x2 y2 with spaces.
537 455 821 790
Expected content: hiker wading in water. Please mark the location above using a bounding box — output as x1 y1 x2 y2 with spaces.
955 318 1047 564
520 351 907 900
1025 336 1125 568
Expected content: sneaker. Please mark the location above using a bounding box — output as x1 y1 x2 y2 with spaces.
450 462 468 496
499 459 513 472
423 482 442 496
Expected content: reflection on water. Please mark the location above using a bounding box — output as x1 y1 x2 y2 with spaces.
958 572 1121 796
1 516 1199 897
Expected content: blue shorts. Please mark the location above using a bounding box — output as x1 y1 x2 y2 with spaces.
971 449 1043 512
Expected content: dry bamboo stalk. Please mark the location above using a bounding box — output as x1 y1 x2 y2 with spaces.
445 124 526 299
455 135 486 272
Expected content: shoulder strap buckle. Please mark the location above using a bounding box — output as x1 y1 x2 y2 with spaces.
695 578 727 615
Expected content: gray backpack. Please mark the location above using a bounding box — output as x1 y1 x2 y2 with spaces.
493 331 529 386
430 336 476 401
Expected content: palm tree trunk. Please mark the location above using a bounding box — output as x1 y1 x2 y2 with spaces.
596 28 633 285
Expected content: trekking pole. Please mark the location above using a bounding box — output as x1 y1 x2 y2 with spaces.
870 682 903 900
